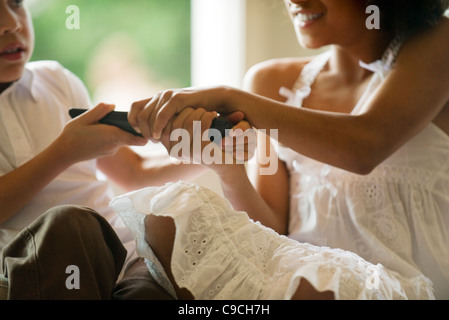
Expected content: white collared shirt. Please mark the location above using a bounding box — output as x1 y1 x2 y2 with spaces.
0 61 135 262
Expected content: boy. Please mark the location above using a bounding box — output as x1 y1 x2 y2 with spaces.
0 0 205 299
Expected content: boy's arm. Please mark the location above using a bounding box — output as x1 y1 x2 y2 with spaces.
0 140 74 224
96 146 207 192
0 104 147 224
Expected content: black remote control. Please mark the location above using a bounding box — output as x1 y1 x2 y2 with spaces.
68 108 233 140
208 116 234 142
69 108 143 137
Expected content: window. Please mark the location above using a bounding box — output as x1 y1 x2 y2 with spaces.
191 0 246 88
29 0 191 109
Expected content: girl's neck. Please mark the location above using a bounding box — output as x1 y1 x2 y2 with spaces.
328 31 393 83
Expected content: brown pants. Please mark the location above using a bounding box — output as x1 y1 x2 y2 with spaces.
0 205 173 300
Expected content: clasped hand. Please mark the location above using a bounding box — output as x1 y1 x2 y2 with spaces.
128 87 257 166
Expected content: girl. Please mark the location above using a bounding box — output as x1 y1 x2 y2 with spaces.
120 0 449 299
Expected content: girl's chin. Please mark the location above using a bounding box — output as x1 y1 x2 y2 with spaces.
295 32 328 50
298 39 328 50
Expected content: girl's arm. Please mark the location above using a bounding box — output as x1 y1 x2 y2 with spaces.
130 19 449 175
127 104 291 234
214 159 290 235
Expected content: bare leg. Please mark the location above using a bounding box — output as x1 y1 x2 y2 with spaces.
144 215 335 300
144 215 194 300
291 279 335 300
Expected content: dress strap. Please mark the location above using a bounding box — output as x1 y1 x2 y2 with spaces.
280 35 403 109
279 50 331 108
292 50 331 92
353 35 405 114
359 35 404 79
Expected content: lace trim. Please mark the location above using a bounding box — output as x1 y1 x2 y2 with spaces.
110 194 178 299
110 181 435 300
359 35 404 80
292 50 331 92
290 161 440 195
280 36 404 106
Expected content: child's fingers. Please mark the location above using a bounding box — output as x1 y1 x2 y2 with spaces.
134 96 160 139
170 107 196 132
230 120 252 134
149 90 179 140
116 128 148 147
222 120 255 148
149 89 206 141
184 108 214 137
221 124 257 162
160 107 195 150
75 103 115 125
225 111 246 125
129 98 151 133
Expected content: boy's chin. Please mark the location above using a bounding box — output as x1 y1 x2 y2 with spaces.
0 67 25 84
0 73 23 92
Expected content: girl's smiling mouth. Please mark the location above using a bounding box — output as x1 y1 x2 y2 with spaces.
293 11 325 28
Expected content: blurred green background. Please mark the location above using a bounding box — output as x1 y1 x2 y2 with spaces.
29 0 191 107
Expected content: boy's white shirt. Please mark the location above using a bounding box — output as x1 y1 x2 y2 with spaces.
0 60 136 266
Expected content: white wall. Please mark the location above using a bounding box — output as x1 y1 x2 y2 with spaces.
245 0 315 69
191 0 247 88
190 0 323 195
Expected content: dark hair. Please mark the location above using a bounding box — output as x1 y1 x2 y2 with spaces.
367 0 449 38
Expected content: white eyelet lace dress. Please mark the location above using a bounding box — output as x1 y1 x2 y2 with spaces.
277 40 448 300
109 40 439 300
110 181 433 300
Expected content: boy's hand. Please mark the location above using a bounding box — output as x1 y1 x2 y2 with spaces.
57 103 147 164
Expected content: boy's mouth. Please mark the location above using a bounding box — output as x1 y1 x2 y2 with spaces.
0 43 26 61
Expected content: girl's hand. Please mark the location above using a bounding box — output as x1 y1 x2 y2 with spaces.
220 112 257 164
56 103 147 165
158 107 256 169
128 86 234 141
159 107 217 164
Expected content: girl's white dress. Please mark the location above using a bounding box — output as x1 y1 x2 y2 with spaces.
110 41 442 300
278 42 449 300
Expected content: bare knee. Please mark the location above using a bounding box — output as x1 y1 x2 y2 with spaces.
38 205 108 238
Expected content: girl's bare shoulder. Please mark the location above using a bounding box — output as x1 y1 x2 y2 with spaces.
243 56 314 100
